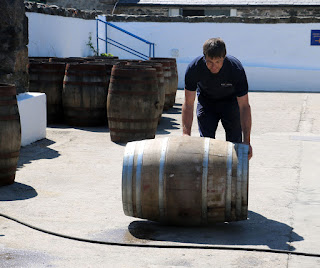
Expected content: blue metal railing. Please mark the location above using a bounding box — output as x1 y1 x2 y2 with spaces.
96 19 155 60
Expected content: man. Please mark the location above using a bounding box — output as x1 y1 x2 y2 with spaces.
182 37 252 159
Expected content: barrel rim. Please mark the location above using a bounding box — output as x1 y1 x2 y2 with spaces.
111 65 156 72
65 63 109 71
28 62 66 69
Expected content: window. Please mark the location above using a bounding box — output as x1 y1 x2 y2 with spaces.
182 9 205 16
182 8 234 17
169 8 181 17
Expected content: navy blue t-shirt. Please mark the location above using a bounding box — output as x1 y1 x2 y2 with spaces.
185 55 248 105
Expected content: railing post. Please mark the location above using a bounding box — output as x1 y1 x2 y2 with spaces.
96 19 155 60
96 19 99 56
105 18 108 54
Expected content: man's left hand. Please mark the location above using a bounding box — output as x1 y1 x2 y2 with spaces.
248 144 253 160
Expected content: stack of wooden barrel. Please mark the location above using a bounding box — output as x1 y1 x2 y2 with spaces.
28 56 179 143
0 84 21 186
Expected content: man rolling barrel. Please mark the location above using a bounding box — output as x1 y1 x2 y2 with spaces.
182 37 253 160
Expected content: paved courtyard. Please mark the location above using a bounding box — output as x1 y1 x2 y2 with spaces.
1 89 320 267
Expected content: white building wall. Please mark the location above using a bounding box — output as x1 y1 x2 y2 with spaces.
27 12 320 92
27 12 97 57
106 21 320 92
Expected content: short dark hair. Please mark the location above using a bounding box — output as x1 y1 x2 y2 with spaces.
203 38 226 58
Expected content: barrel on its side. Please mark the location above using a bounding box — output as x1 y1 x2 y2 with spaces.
62 63 110 126
122 136 249 226
107 65 159 143
28 62 66 123
0 84 21 186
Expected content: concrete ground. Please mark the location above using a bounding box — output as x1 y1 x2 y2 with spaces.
1 89 320 268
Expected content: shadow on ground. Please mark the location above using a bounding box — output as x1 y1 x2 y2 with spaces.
17 139 60 169
155 103 182 135
48 104 181 136
156 116 180 135
127 211 304 251
48 123 110 133
163 104 182 115
0 182 38 201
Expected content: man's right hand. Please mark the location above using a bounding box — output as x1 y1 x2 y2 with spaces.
182 89 196 136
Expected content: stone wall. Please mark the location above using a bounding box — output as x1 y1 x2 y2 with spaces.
102 14 320 24
115 7 169 16
0 0 29 93
114 5 320 17
45 0 116 13
38 0 320 17
25 1 102 19
24 2 320 23
237 7 320 17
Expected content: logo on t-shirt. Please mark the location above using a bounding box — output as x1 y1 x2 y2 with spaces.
221 83 233 87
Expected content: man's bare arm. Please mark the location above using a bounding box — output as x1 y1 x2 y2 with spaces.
237 94 253 159
182 89 196 136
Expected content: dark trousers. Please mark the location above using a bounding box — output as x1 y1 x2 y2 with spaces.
197 100 242 143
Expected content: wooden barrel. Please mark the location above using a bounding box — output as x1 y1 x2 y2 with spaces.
49 57 88 63
127 61 165 122
28 62 66 123
28 57 52 62
62 63 110 126
150 57 178 110
122 136 249 226
0 84 21 187
87 56 119 61
107 64 159 143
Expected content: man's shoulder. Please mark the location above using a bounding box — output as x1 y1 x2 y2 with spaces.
225 55 245 70
188 55 205 69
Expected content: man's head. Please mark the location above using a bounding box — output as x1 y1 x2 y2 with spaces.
203 38 226 74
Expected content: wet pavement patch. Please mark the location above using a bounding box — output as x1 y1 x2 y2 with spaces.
0 249 54 267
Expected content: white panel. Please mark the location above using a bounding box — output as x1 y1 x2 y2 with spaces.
17 93 47 146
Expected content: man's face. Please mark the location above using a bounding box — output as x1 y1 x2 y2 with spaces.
205 56 225 74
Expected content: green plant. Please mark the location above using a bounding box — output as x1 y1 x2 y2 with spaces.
86 32 98 56
100 53 114 57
